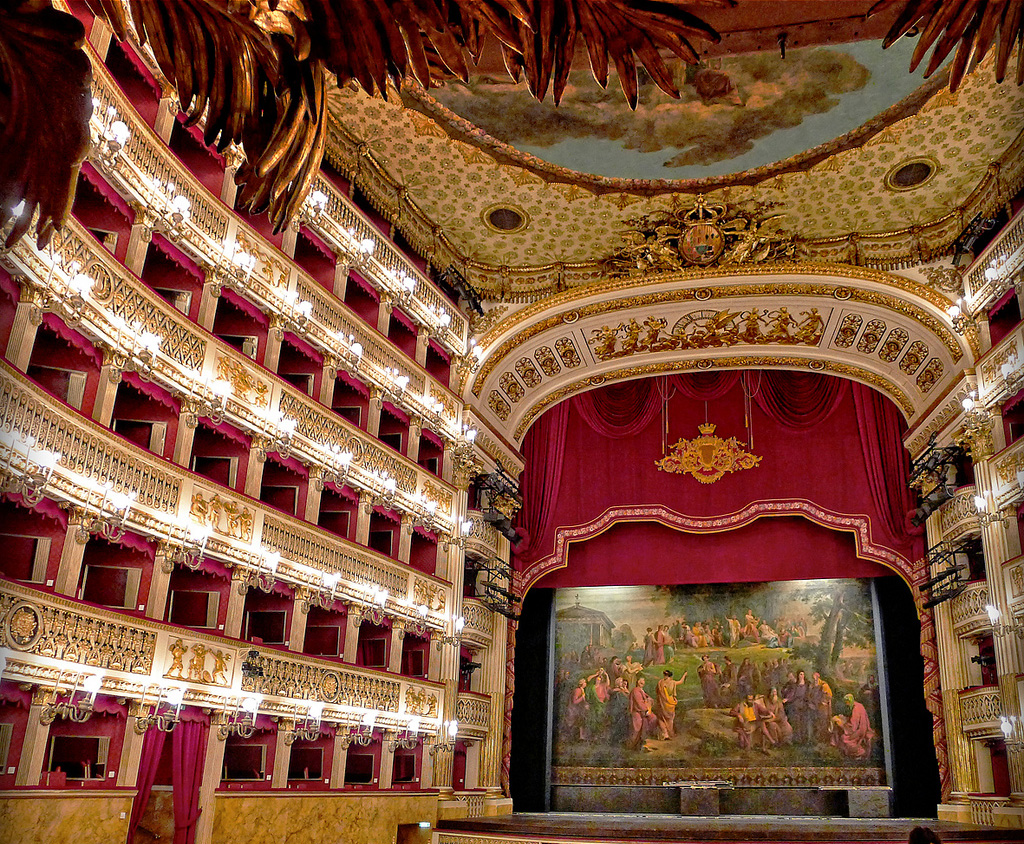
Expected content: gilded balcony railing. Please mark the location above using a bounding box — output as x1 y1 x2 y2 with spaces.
936 485 981 542
959 686 1003 738
455 691 492 736
4 218 459 533
963 209 1024 314
993 438 1024 512
0 364 452 628
461 599 494 646
464 510 503 562
950 581 991 639
0 581 445 730
84 52 466 440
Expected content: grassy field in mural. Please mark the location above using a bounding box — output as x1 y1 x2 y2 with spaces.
552 581 884 772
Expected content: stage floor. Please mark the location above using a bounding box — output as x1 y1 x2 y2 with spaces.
437 813 1024 842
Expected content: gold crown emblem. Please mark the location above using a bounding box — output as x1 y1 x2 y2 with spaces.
697 423 717 436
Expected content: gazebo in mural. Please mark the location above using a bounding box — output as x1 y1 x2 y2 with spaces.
557 597 614 656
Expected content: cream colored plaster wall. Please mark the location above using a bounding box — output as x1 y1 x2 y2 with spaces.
0 790 133 844
210 792 438 844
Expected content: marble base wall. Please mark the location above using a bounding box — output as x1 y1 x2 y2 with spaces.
210 791 438 844
0 790 133 844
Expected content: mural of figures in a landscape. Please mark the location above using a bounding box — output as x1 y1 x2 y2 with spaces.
552 581 885 784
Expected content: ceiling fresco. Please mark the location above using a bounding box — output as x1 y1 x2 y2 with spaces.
327 51 1023 276
422 39 931 181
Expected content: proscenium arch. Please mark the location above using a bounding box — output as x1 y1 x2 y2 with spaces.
468 264 973 446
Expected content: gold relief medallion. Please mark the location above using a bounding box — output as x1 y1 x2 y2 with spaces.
5 601 42 650
655 423 762 484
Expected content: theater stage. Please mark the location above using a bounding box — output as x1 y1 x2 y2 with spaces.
436 814 1024 843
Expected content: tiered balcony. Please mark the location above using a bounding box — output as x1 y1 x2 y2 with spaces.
963 209 1024 316
992 437 1024 512
455 691 493 740
959 685 1003 739
464 510 503 562
461 599 496 648
936 485 981 542
950 581 992 640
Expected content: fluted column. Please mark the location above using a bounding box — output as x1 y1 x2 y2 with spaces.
367 387 383 438
146 544 173 620
5 286 40 372
92 353 120 426
116 705 149 787
330 734 351 789
304 467 324 523
377 294 393 336
388 621 406 674
272 723 291 788
54 511 87 597
355 491 374 546
479 613 508 794
195 715 229 844
379 733 396 789
224 572 248 639
15 691 51 786
398 515 414 564
343 608 362 663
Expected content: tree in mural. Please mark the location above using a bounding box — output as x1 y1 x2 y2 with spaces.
798 582 874 675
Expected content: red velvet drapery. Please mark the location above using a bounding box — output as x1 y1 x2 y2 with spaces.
514 399 570 561
851 382 922 550
172 715 208 844
128 728 167 843
573 381 662 439
515 371 921 574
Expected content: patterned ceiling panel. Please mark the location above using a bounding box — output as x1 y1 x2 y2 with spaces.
325 53 1024 292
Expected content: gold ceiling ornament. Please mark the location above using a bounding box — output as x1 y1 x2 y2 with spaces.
655 422 762 484
606 196 799 276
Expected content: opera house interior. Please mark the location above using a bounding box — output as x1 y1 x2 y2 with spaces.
2 1 1024 843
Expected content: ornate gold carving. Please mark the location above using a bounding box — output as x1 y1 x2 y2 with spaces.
421 479 453 516
555 337 582 368
655 423 762 484
900 340 929 375
190 491 254 542
215 355 269 407
412 579 447 614
857 319 886 353
164 638 232 686
4 601 42 650
917 358 944 393
878 328 909 363
515 358 542 388
606 197 798 275
587 307 824 362
499 372 524 403
833 314 862 348
405 687 438 717
488 391 511 421
920 265 963 294
535 346 561 377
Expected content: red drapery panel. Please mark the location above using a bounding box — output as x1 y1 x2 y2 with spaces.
751 371 848 429
514 399 570 562
129 728 167 843
172 716 208 844
671 371 741 401
851 382 921 552
573 380 661 438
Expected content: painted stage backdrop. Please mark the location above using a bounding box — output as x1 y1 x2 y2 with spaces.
551 581 886 788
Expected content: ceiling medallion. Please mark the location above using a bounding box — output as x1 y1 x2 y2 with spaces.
655 423 762 484
884 157 938 191
606 196 798 276
483 204 529 234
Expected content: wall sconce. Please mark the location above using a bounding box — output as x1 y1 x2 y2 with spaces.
442 518 472 552
349 710 377 746
285 701 324 744
392 271 416 307
435 615 465 650
39 672 103 724
162 522 211 572
947 298 974 335
272 289 313 340
423 304 452 339
150 178 192 241
133 685 185 733
382 367 411 403
973 494 1013 527
1001 352 1024 389
986 605 1024 639
321 444 353 488
1001 714 1024 749
0 431 60 505
105 315 162 381
28 255 94 327
985 256 1008 285
389 717 421 751
302 189 329 225
237 549 280 594
209 239 258 296
368 471 397 509
430 719 459 754
218 695 261 739
76 481 136 543
91 99 130 167
334 332 364 376
255 409 298 461
184 377 234 428
302 571 341 612
345 227 377 270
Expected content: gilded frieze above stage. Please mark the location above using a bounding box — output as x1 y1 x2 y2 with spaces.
325 50 1024 296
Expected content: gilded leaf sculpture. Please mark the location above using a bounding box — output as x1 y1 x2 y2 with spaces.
655 422 761 484
0 1 92 248
873 0 1024 89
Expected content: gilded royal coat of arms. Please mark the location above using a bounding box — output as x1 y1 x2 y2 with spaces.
655 423 761 484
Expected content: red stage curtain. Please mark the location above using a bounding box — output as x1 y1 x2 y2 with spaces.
574 380 661 438
751 371 848 429
671 371 741 400
128 728 167 843
514 399 570 562
172 715 208 844
852 382 921 552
